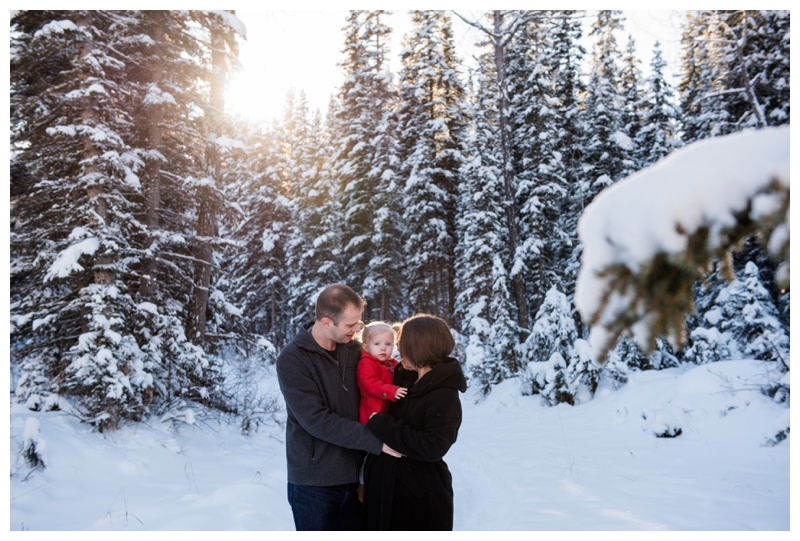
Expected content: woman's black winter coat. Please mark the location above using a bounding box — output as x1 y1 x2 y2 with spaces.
362 357 467 530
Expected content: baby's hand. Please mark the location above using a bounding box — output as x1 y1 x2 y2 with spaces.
395 387 408 400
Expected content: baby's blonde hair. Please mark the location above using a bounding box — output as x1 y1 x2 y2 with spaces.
360 321 397 344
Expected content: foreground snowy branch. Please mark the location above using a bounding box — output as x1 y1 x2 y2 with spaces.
576 126 790 361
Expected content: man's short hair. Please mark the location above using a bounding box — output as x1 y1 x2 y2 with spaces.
315 283 366 324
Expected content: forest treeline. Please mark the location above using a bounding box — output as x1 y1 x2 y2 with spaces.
9 10 790 431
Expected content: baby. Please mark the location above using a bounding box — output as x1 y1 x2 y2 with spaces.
357 321 408 424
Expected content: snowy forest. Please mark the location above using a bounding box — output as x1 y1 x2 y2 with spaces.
9 10 790 434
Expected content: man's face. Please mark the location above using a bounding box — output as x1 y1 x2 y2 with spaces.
326 304 363 344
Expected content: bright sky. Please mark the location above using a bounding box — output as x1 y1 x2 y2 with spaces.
226 10 686 124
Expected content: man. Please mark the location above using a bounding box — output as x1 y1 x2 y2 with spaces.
276 283 400 530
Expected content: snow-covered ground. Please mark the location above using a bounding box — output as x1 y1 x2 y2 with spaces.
8 359 790 532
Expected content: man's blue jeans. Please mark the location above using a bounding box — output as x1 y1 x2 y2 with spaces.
287 482 362 530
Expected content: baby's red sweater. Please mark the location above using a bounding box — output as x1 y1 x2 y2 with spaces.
357 350 401 424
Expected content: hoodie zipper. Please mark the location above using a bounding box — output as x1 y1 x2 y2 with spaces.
336 346 348 392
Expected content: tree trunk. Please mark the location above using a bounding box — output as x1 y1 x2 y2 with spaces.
492 11 531 331
76 14 113 290
139 14 165 300
187 16 228 344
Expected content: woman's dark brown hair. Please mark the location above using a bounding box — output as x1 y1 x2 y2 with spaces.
397 314 455 369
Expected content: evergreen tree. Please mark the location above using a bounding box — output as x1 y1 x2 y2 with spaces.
506 13 565 317
506 11 590 324
283 94 343 333
545 11 587 302
453 10 547 332
397 10 467 320
636 41 681 165
715 261 789 363
522 287 576 405
619 33 645 175
679 10 789 141
333 10 402 320
185 11 242 348
454 64 519 390
226 120 291 347
11 11 154 426
10 10 244 428
755 10 790 126
580 10 629 197
678 10 730 142
568 337 605 402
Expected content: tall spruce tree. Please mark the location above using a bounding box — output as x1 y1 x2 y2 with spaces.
619 33 645 175
396 10 467 320
10 10 244 428
333 10 402 320
636 41 681 166
453 10 547 332
678 11 726 142
676 10 789 141
580 10 629 197
281 94 342 334
226 119 291 347
454 63 519 392
11 11 148 426
185 11 242 348
546 11 587 303
507 12 580 320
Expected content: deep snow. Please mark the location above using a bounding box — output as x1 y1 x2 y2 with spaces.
8 359 790 532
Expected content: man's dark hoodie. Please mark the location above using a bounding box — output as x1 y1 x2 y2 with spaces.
277 322 383 486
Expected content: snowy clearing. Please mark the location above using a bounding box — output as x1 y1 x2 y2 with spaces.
9 360 789 532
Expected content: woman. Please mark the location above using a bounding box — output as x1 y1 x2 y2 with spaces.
362 314 467 530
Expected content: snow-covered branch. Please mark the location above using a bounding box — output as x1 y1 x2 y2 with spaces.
576 126 790 362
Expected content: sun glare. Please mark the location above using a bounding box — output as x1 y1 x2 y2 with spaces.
225 10 347 123
224 10 683 124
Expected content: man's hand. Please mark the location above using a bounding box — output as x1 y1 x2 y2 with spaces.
382 443 403 458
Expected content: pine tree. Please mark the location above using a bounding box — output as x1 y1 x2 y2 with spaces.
227 120 291 346
679 10 788 141
10 10 244 428
185 11 242 348
454 64 519 390
755 10 790 126
282 94 342 333
396 10 467 320
716 261 789 363
333 10 402 320
545 11 587 302
636 41 681 166
521 287 577 405
11 11 152 426
581 10 629 197
619 33 645 175
453 10 547 332
678 11 730 142
507 11 586 320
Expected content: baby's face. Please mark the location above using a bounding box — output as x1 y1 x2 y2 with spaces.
365 331 395 362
